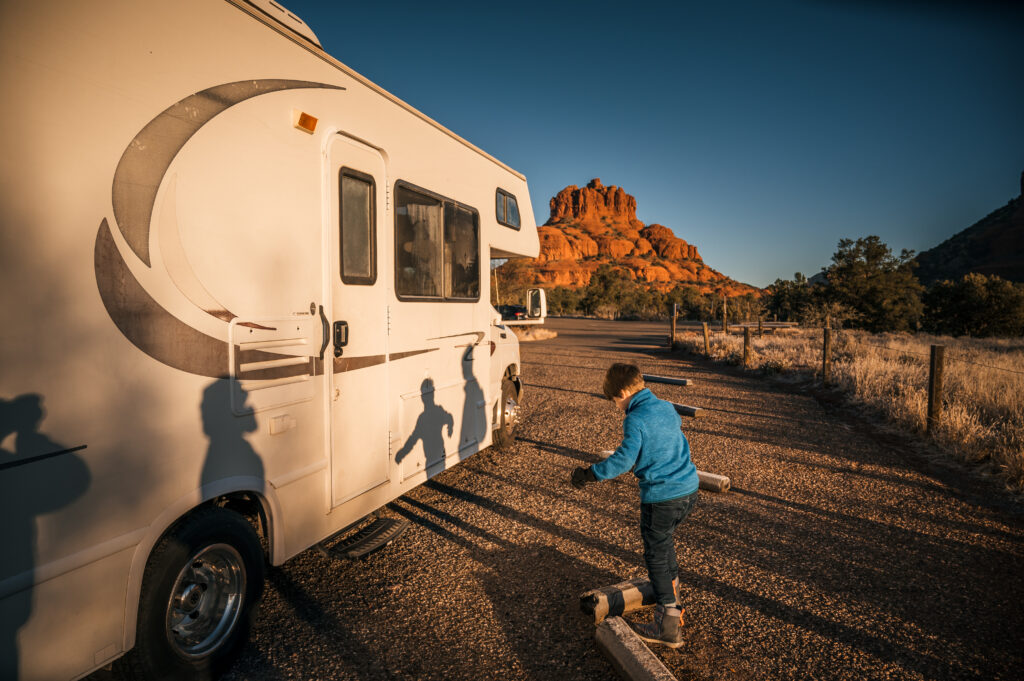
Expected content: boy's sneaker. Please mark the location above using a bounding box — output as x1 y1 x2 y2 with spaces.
633 604 684 648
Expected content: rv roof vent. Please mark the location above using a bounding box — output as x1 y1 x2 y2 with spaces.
245 0 323 48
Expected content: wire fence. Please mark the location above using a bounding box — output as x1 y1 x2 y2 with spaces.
842 335 1024 377
671 320 1024 378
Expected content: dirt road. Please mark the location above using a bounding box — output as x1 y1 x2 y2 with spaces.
97 318 1024 680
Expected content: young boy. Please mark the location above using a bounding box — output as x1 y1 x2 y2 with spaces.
571 363 699 647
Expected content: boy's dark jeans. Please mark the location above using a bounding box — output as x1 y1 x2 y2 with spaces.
641 491 698 606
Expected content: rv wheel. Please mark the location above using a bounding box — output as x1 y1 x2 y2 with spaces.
493 378 520 449
116 507 265 681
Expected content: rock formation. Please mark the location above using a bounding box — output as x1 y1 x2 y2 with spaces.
514 179 759 295
914 171 1024 285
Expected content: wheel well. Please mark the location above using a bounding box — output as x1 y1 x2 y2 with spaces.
504 364 522 398
157 493 271 561
212 493 270 556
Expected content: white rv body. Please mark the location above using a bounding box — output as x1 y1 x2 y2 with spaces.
0 1 538 679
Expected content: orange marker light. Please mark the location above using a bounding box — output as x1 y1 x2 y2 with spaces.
293 110 318 134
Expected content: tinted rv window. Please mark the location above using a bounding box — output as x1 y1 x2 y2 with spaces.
496 188 520 229
396 185 443 298
506 194 520 228
340 170 376 285
444 204 480 299
395 182 480 302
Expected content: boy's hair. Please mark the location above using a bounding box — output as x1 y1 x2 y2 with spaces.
603 363 645 400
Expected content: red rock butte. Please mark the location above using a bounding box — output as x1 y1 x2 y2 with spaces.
514 178 759 295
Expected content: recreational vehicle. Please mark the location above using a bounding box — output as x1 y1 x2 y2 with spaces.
0 1 544 678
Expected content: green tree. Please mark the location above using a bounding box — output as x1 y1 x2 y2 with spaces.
545 286 583 316
923 273 1024 337
766 272 816 322
666 285 704 320
824 236 923 332
580 265 634 317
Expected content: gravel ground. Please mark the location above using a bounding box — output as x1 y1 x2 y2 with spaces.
93 318 1024 680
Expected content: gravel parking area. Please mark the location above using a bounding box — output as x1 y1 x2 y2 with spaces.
92 318 1024 680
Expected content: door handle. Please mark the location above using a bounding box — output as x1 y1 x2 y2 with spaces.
318 305 329 360
333 321 349 358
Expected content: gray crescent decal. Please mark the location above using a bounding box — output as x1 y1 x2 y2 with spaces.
97 79 342 377
112 79 343 267
95 219 229 378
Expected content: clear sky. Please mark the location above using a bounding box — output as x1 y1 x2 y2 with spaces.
284 0 1023 288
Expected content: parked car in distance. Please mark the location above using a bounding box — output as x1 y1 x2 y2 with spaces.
498 304 527 320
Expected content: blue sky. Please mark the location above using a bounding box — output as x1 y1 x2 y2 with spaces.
285 0 1023 287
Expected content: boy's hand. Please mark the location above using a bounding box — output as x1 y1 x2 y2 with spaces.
571 466 597 489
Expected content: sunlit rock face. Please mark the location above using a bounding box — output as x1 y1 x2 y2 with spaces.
519 178 759 295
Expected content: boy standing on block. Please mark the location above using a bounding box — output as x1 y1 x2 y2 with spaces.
571 363 699 648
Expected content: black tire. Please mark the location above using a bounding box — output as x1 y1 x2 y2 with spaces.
493 377 520 449
115 507 265 681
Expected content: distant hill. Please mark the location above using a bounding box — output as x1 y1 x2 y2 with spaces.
507 178 759 296
914 173 1024 286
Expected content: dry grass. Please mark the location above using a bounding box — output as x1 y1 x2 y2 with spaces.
676 328 1024 492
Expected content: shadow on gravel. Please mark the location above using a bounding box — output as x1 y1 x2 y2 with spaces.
697 487 1024 680
388 495 624 677
514 437 602 464
403 480 641 566
770 452 950 496
467 466 633 526
699 405 824 427
254 567 403 681
477 544 621 679
522 381 606 400
521 360 608 372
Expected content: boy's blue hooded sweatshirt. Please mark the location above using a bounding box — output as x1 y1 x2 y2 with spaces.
591 388 699 503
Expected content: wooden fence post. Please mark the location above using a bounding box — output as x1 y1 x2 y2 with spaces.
669 303 677 349
927 345 945 434
722 296 728 334
743 327 751 369
702 322 710 356
822 327 832 385
758 318 763 337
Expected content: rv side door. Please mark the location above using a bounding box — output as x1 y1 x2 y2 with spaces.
326 135 390 507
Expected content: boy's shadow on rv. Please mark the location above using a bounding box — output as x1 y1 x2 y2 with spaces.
459 346 486 458
200 379 264 492
394 378 453 472
0 394 90 681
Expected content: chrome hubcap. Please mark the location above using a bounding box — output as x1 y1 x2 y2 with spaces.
166 543 246 659
503 395 520 430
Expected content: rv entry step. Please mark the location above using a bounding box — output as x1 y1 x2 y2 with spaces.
317 517 410 560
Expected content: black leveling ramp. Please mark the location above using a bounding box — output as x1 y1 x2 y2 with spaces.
317 517 410 560
642 374 690 386
669 402 703 418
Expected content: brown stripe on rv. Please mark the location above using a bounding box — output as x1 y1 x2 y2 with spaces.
329 348 439 374
333 354 386 373
111 79 343 268
388 348 439 362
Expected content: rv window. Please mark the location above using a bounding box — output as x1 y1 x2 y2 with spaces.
506 194 520 228
396 185 443 298
496 188 520 229
340 170 376 285
444 204 480 299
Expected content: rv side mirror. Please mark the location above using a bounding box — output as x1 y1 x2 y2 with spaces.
526 288 547 319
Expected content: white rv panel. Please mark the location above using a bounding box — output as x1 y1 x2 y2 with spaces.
0 1 538 679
